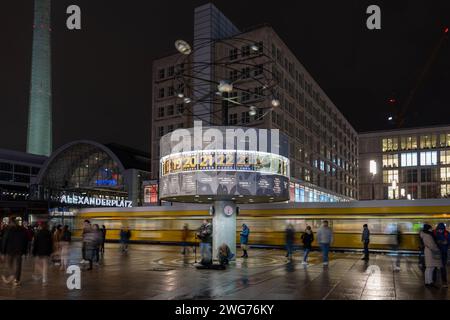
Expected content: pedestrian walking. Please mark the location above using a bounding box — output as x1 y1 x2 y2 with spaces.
361 224 370 260
92 224 102 264
100 225 106 255
80 220 91 264
84 225 101 270
301 226 314 265
240 224 250 258
32 222 53 285
433 223 449 288
285 224 295 260
52 225 62 266
60 225 72 271
195 219 212 266
181 223 189 255
23 221 34 257
420 224 442 287
119 227 131 253
317 221 333 266
1 217 28 287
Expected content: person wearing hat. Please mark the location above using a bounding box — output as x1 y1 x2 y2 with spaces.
433 223 449 288
240 224 250 258
420 224 442 287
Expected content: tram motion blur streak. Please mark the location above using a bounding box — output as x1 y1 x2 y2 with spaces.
74 199 450 252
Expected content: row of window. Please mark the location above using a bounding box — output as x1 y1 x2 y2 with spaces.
382 134 450 152
270 42 357 146
156 123 185 137
382 151 450 168
382 168 450 184
0 162 40 175
385 184 450 200
228 42 263 60
157 63 185 80
156 104 184 118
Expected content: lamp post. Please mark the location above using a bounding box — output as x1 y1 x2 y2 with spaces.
369 160 377 200
392 180 397 199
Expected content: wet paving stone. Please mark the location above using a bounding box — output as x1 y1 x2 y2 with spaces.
0 243 448 300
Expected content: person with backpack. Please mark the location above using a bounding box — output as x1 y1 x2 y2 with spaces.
240 224 250 258
433 223 449 288
420 224 442 287
195 219 212 266
301 226 314 265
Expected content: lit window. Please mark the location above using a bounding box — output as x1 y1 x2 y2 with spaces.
420 151 437 165
440 133 450 147
382 138 398 152
400 153 417 167
420 135 437 149
441 184 450 198
441 150 450 165
440 167 450 182
400 136 417 150
382 154 398 168
387 186 399 199
383 170 398 183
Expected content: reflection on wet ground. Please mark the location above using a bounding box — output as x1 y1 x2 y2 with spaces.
0 243 448 300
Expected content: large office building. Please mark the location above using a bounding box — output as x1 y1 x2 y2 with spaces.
151 3 358 202
359 125 450 200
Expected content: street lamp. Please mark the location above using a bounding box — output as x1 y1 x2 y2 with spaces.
392 180 397 199
369 160 377 200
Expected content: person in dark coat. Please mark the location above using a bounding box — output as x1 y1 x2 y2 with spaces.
1 217 28 287
433 223 449 288
32 222 53 285
285 224 295 260
100 225 107 255
361 224 370 260
301 226 314 265
119 227 131 253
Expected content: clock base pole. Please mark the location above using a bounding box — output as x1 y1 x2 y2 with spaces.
212 200 237 262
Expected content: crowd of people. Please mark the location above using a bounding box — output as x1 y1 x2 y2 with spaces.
0 217 73 287
0 215 448 289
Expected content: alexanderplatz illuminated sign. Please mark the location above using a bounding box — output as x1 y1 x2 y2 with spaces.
159 122 290 204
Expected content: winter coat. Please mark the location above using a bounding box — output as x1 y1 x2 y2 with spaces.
197 223 212 243
120 230 131 242
1 226 28 255
317 226 333 244
301 231 314 249
362 228 370 242
32 229 53 257
286 227 295 245
420 231 442 268
433 224 449 254
240 226 250 245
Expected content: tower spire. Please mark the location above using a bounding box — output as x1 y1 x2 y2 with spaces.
27 0 52 156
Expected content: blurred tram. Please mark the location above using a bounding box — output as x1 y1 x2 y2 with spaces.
75 199 450 252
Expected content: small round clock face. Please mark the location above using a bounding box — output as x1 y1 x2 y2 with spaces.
223 205 234 216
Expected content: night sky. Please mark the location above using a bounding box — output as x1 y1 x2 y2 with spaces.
0 0 449 154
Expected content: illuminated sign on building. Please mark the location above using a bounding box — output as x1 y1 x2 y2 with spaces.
60 195 132 207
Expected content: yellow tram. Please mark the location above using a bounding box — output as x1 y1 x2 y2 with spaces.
75 199 450 251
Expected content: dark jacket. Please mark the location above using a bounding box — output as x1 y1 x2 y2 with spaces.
120 229 131 242
286 227 295 245
301 231 314 249
197 223 212 243
1 225 28 255
362 228 370 242
61 230 72 242
32 229 53 256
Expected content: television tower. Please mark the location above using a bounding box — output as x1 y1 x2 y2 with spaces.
27 0 52 156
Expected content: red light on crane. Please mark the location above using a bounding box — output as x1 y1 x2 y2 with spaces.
388 98 396 104
445 27 449 34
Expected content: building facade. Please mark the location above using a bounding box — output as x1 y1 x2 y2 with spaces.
359 125 450 200
151 4 358 202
